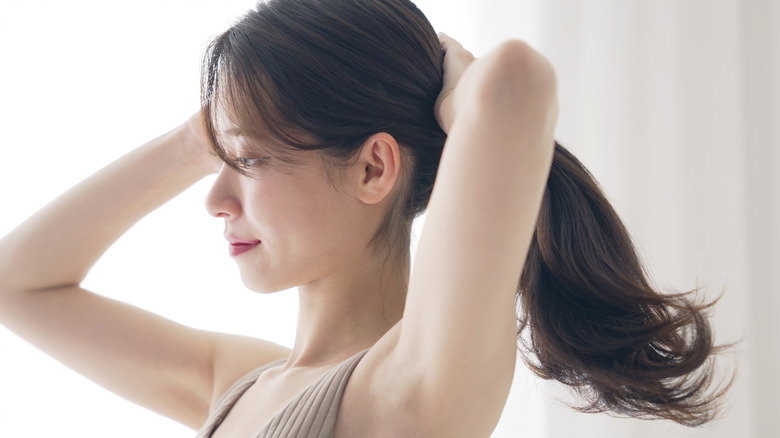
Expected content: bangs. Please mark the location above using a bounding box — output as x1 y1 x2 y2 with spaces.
201 26 319 173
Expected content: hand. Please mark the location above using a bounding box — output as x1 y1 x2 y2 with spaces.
434 33 476 134
181 111 223 175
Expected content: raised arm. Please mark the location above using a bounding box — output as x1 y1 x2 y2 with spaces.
360 34 727 436
0 116 217 291
381 37 558 436
0 114 289 428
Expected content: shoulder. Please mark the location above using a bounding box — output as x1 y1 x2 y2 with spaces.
333 320 511 438
209 333 291 410
334 326 506 438
333 326 414 438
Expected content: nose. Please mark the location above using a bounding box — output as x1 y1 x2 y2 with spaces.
205 164 243 218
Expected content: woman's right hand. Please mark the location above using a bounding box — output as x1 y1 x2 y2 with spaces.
434 33 476 135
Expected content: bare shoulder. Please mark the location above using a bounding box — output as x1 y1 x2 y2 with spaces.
333 325 413 438
209 333 291 409
334 325 503 438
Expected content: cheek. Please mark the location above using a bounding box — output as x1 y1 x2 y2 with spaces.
249 175 341 240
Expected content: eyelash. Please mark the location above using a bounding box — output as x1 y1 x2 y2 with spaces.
234 157 268 170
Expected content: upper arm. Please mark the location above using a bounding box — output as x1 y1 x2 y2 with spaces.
0 285 289 429
380 41 558 436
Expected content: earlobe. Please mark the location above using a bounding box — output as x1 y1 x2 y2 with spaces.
357 133 401 205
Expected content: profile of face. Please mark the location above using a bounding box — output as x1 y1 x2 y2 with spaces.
200 0 447 292
204 125 384 293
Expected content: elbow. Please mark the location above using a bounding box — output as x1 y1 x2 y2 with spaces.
0 241 18 309
475 40 558 119
495 40 557 97
462 40 558 156
0 235 23 292
0 238 13 291
0 237 73 293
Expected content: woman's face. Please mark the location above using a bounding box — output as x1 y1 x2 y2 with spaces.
205 130 376 293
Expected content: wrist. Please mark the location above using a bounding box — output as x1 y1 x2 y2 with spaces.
434 90 455 135
173 114 222 176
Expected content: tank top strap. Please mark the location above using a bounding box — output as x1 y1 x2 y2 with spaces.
196 358 287 438
258 348 369 438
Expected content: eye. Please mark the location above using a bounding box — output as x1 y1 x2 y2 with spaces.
234 157 267 170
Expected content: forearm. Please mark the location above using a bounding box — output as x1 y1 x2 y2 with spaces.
0 121 215 291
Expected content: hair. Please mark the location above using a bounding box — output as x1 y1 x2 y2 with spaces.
518 144 731 426
200 0 730 427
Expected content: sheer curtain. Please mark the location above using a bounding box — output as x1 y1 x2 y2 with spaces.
0 1 776 437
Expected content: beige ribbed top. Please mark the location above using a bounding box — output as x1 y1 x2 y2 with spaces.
196 349 369 438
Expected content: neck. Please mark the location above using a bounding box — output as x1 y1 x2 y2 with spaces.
284 251 408 368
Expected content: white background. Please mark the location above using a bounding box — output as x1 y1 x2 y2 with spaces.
0 0 776 437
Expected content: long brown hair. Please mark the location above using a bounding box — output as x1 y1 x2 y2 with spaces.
201 0 730 426
519 143 730 425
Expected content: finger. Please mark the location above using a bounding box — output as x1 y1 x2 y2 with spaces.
437 33 475 63
437 32 462 51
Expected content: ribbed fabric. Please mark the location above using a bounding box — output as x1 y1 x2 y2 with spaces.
196 349 369 438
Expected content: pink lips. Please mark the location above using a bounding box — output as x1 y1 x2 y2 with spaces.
226 236 261 257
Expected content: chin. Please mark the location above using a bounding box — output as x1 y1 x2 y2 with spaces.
240 273 293 294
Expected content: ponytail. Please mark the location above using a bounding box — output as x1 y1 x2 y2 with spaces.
517 142 729 426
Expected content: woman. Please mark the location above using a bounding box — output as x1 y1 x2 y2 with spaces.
0 0 727 436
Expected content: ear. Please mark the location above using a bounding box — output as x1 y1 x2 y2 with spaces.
354 132 401 205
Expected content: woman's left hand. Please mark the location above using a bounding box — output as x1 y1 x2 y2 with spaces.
182 111 223 175
434 33 476 134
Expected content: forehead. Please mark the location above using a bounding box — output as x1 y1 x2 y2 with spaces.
214 107 280 152
207 81 329 171
214 97 311 146
217 120 326 176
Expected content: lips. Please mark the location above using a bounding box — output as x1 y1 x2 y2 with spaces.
226 235 261 257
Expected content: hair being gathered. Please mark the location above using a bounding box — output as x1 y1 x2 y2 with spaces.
200 0 730 426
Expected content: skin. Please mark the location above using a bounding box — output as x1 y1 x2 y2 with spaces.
0 33 557 438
